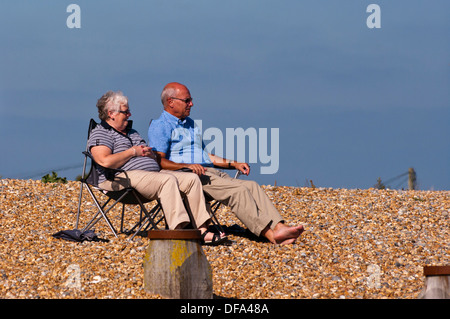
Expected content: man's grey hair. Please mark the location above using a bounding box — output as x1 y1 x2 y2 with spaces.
161 86 178 107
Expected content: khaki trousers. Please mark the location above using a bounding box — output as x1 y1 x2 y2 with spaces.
200 168 284 236
99 170 210 230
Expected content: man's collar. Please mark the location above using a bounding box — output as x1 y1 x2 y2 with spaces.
163 110 187 125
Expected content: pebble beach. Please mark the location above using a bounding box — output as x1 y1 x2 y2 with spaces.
1 178 448 299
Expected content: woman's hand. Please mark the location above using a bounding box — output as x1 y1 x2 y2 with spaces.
137 145 157 159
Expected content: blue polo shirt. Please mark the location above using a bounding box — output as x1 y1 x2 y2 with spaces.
148 111 213 166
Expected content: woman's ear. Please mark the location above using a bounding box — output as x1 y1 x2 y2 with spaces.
108 110 115 120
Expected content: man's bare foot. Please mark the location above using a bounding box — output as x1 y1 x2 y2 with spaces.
262 223 304 245
273 224 304 244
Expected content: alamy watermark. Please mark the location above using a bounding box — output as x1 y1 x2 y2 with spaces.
66 4 81 29
64 2 380 173
66 4 381 30
63 264 81 289
174 120 280 175
366 264 382 289
366 4 381 29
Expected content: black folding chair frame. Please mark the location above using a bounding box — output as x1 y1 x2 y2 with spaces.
206 168 242 234
75 119 165 240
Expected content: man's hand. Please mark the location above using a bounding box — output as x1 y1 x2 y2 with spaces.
233 162 250 176
185 163 207 176
155 151 207 176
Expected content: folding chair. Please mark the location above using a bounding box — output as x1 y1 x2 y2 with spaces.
75 119 165 240
205 168 242 234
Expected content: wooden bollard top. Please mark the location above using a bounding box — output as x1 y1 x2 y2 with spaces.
148 229 201 240
423 266 450 276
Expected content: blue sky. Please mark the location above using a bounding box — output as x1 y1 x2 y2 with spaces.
1 1 448 190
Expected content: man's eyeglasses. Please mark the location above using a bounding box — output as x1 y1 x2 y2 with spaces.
171 97 193 104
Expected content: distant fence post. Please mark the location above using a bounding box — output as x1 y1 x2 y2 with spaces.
408 167 416 190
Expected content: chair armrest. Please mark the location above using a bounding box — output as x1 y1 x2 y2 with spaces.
213 165 242 178
82 151 131 186
83 151 126 173
177 165 241 179
213 165 236 170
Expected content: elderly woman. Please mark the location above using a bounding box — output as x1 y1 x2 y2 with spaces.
88 90 226 245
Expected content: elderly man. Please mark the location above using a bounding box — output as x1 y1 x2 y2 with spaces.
148 82 304 245
88 90 227 245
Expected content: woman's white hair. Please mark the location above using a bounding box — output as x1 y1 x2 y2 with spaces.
96 90 128 121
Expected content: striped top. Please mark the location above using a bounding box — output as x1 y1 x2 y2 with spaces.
88 120 160 184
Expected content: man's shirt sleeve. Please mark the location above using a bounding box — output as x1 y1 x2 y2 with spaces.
148 120 170 154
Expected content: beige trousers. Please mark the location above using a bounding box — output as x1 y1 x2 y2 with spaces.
200 168 284 236
99 170 210 230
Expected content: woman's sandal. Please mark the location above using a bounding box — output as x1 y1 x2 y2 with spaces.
200 231 228 246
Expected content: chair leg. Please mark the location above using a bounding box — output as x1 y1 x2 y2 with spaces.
75 182 85 229
82 185 119 237
127 192 160 240
120 203 126 233
209 201 226 234
77 182 167 240
80 197 111 231
127 201 166 240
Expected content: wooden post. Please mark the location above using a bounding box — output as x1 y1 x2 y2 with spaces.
418 266 450 299
408 167 416 190
143 230 213 299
